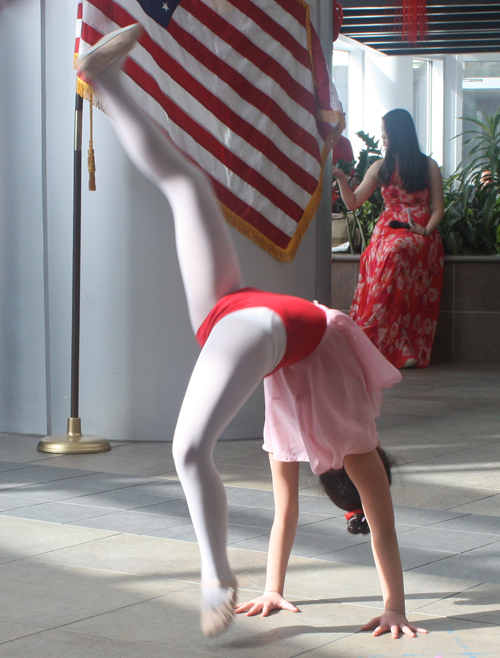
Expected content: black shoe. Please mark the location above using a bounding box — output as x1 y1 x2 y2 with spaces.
346 513 370 535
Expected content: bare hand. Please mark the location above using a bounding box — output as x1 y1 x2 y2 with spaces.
408 223 427 236
362 610 428 639
234 592 299 617
331 166 346 180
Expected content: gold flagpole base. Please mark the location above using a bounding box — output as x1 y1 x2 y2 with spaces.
37 418 112 454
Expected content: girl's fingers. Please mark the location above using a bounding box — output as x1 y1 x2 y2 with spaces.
401 625 417 638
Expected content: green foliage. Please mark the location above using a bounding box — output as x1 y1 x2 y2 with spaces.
439 108 500 255
333 132 383 253
353 132 384 251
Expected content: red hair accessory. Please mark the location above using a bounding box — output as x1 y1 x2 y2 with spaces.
333 2 344 42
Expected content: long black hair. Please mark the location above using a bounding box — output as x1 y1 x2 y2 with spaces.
378 108 429 193
319 447 394 512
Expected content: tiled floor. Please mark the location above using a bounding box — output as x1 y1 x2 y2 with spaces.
0 363 499 657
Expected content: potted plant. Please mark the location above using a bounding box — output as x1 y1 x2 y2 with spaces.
333 131 383 253
439 107 500 255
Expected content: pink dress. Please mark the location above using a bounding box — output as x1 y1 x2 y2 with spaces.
350 180 444 368
263 306 401 474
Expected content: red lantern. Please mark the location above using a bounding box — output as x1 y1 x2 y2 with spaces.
392 0 429 42
333 2 344 42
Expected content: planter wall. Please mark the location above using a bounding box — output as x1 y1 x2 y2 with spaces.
331 254 500 363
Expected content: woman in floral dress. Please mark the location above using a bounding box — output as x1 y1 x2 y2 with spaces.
333 109 444 368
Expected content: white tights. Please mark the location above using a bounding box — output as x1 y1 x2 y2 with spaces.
94 65 286 604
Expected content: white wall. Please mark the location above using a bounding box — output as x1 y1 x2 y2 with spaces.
0 0 331 441
0 0 47 433
443 55 464 178
343 40 414 157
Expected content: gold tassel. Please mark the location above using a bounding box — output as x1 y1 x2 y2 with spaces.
88 93 96 191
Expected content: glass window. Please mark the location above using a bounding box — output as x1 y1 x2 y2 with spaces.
413 59 432 154
462 61 500 162
332 50 350 124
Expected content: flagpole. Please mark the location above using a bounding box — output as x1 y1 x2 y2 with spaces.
38 92 111 454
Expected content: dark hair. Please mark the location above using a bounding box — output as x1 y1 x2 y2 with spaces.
378 108 429 193
319 447 394 512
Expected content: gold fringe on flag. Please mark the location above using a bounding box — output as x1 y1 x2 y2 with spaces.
88 93 96 191
222 121 344 263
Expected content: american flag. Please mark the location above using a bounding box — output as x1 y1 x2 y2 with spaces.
75 0 344 262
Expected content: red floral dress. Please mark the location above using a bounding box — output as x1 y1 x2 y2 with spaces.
349 180 444 368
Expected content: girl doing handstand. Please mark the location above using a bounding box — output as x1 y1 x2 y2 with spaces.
78 24 427 641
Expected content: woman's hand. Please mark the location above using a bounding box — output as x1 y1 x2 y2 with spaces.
362 610 428 638
332 166 346 180
408 223 428 236
406 208 429 236
234 592 299 617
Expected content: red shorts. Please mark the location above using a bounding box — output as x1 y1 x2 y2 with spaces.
196 287 327 373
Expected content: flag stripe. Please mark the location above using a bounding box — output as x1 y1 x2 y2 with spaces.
76 0 339 261
144 34 321 182
81 13 320 208
159 20 322 171
181 0 318 119
126 71 302 236
216 0 311 69
126 58 305 223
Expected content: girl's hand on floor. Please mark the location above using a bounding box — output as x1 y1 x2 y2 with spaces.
362 611 428 638
235 592 299 617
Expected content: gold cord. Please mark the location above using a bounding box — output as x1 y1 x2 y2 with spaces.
88 93 96 191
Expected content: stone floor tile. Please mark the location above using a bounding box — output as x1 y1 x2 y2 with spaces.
415 582 500 625
0 462 34 473
319 541 454 572
397 525 499 553
224 486 275 507
298 534 372 561
0 435 47 463
299 615 499 657
66 488 182 510
119 479 185 498
0 501 115 524
213 439 266 462
0 630 206 658
229 535 270 553
397 451 500 492
0 493 47 511
462 540 500 558
228 507 334 531
101 441 174 459
7 472 154 501
379 409 500 448
240 556 383 603
0 465 92 490
62 587 360 658
0 560 192 627
154 463 276 491
0 517 117 559
410 552 500 585
33 532 267 580
450 493 500 517
0 619 43 643
393 505 466 526
147 521 269 546
391 477 497 511
136 498 191 518
35 453 176 477
71 509 192 534
392 570 481 612
430 512 500 536
296 495 343 516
